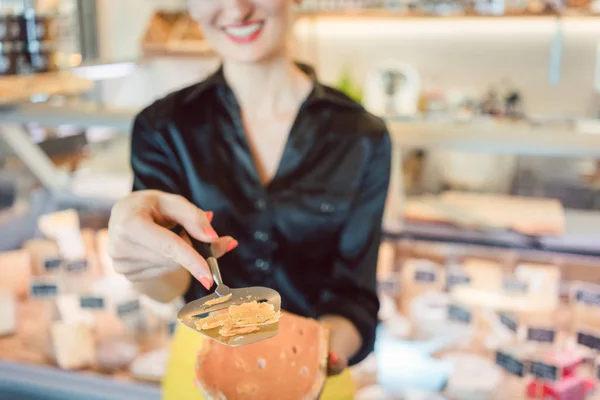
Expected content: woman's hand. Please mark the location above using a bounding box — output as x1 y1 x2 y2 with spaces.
108 190 237 290
319 315 362 376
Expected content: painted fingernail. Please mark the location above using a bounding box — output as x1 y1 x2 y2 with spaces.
203 226 218 239
205 211 214 223
226 240 239 252
199 277 212 290
329 352 339 364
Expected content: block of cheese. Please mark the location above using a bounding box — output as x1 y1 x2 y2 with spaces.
0 291 16 336
442 353 504 400
461 258 504 292
400 258 445 316
55 294 94 327
81 229 103 278
195 312 329 400
37 209 87 261
22 239 61 276
0 250 32 299
96 338 139 373
377 242 396 280
51 322 95 370
96 229 115 276
516 263 561 312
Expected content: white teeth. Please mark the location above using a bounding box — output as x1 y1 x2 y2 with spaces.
223 23 262 39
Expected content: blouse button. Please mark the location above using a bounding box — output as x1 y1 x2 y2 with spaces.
255 259 270 271
255 199 266 210
320 202 335 213
254 231 269 242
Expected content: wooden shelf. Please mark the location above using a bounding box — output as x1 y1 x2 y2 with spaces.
295 8 600 20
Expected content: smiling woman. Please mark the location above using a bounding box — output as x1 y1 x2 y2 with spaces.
188 0 296 63
108 0 391 398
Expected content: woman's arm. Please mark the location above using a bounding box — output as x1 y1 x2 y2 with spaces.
111 112 234 303
315 129 392 368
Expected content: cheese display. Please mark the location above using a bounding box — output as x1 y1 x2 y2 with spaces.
195 312 328 400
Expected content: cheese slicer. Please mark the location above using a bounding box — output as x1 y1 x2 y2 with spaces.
177 240 281 346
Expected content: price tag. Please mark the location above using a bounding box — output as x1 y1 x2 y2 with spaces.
527 327 556 344
446 272 471 289
79 296 105 310
574 287 600 307
496 351 526 377
116 299 141 320
502 277 529 294
378 279 400 295
530 361 559 381
577 331 600 351
43 258 62 272
448 304 472 324
65 259 88 273
30 282 59 299
414 269 437 283
498 312 519 334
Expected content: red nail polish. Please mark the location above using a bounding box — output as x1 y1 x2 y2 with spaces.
199 277 212 290
226 240 239 252
203 226 218 239
329 352 339 364
206 211 214 223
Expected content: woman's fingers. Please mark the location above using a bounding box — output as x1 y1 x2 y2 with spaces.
327 351 348 376
211 236 239 258
158 194 219 243
125 217 212 288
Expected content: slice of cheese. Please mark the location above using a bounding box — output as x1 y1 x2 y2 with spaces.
0 291 16 336
51 322 95 370
0 250 32 299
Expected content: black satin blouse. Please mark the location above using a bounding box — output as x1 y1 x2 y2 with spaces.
130 64 391 365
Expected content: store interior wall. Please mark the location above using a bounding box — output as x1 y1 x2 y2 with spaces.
95 1 600 117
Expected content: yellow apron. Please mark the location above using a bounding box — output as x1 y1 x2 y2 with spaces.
163 324 356 400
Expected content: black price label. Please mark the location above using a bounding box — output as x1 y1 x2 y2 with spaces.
574 288 600 307
79 296 105 310
117 299 141 319
495 351 526 377
378 280 399 294
577 331 600 351
414 269 436 283
498 312 519 334
43 258 62 271
447 272 471 289
448 304 472 324
527 327 556 344
530 361 559 381
30 283 59 298
502 277 529 294
66 259 88 273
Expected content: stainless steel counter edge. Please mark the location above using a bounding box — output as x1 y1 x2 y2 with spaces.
0 103 137 133
0 361 160 400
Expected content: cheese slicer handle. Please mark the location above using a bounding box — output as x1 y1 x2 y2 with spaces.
194 239 229 296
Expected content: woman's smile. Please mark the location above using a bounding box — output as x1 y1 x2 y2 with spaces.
220 20 265 44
